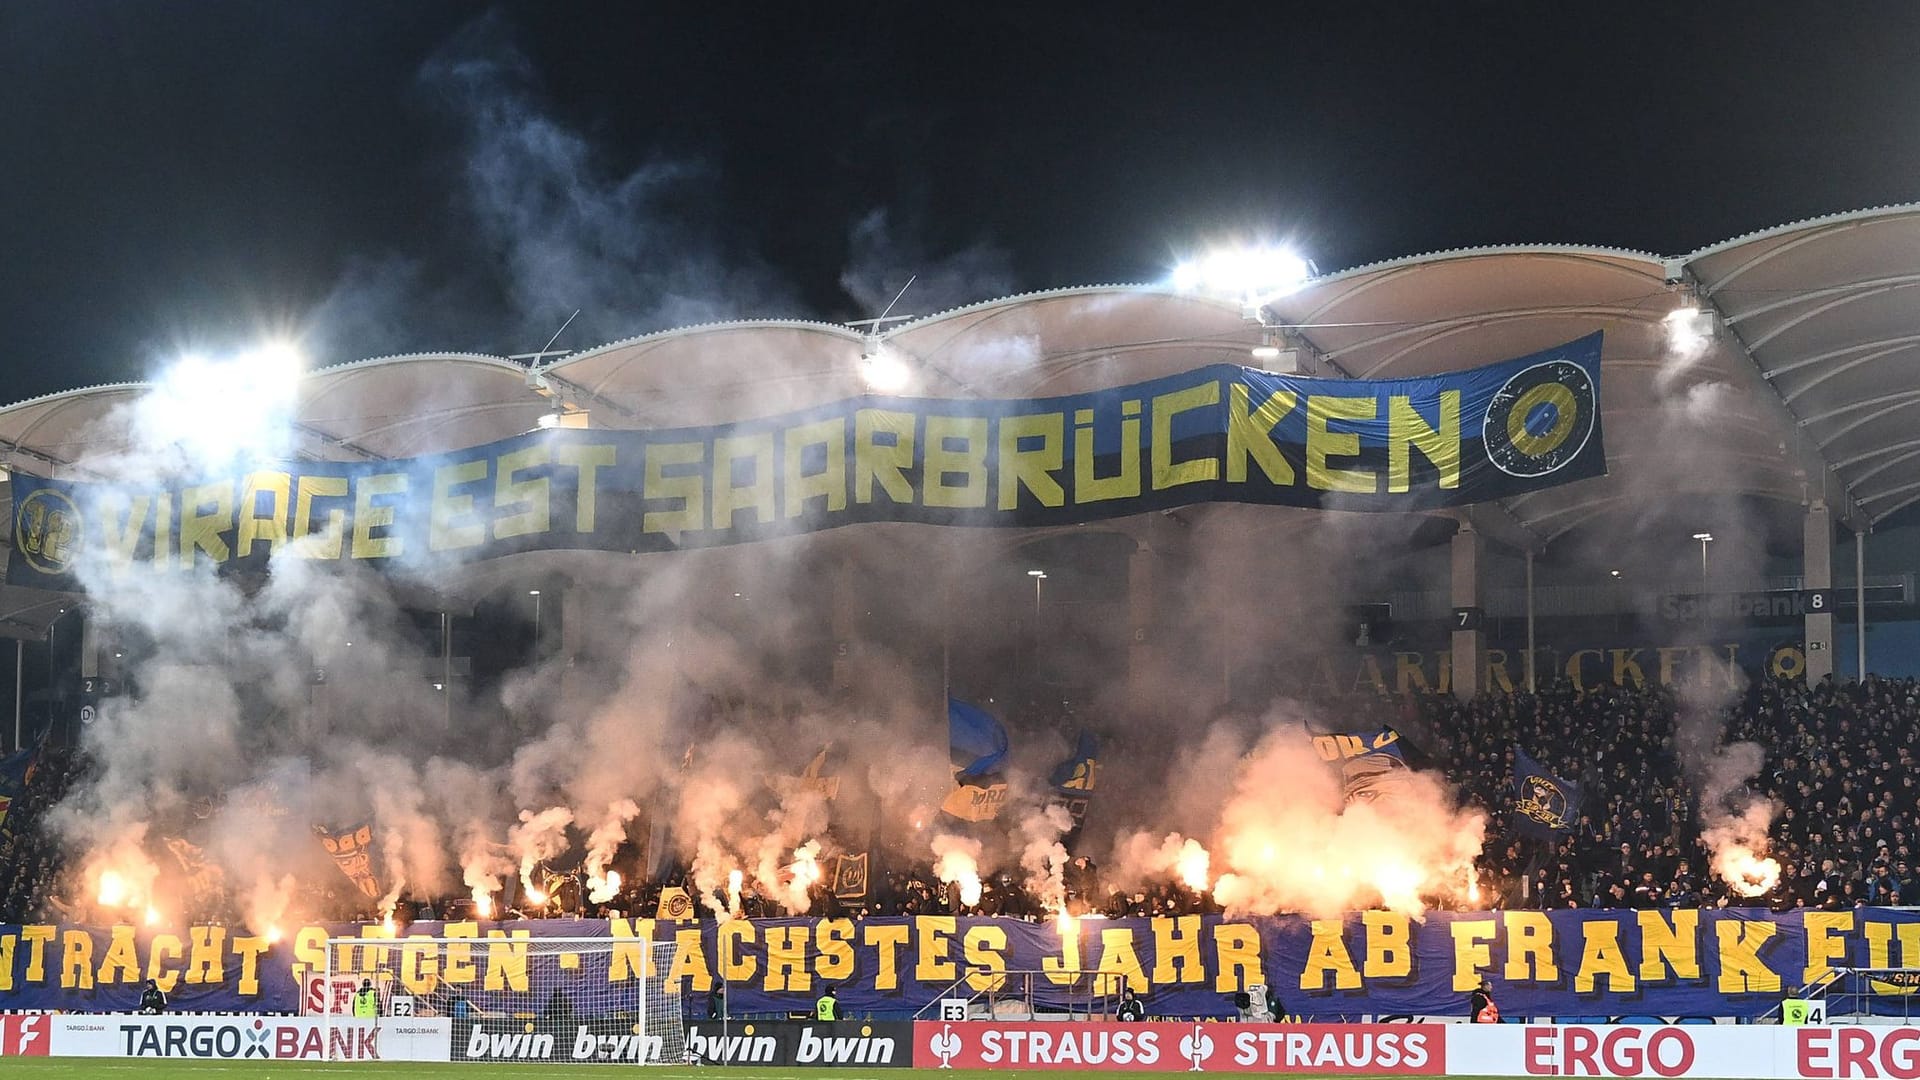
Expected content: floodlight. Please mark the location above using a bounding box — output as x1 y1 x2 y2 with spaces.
1250 344 1282 360
142 340 306 465
861 342 911 393
1692 532 1714 542
1665 305 1716 353
243 341 305 381
536 411 562 429
1027 569 1046 578
1172 245 1312 305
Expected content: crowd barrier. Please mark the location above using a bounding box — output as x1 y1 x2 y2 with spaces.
13 1013 1920 1075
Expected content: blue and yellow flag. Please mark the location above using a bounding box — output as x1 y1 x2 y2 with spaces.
832 852 870 900
942 699 1010 822
1048 731 1100 836
1512 747 1582 836
1310 728 1409 806
948 698 1009 775
1049 732 1099 795
772 744 841 801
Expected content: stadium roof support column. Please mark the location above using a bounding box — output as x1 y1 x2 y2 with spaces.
1804 502 1835 683
1126 542 1160 709
558 586 592 718
1450 524 1484 701
1524 550 1537 694
830 559 857 694
1856 530 1868 681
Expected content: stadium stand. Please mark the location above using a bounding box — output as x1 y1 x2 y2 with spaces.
5 676 1920 921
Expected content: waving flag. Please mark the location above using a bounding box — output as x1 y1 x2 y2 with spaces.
942 699 1010 822
948 698 1009 775
314 822 383 901
1512 747 1582 836
1048 731 1100 841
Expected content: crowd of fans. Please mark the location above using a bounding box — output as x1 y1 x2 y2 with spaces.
1437 673 1920 912
5 672 1920 925
0 746 76 923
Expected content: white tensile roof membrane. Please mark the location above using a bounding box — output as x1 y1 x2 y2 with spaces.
0 205 1915 632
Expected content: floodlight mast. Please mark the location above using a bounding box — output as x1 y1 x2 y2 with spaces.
851 275 920 392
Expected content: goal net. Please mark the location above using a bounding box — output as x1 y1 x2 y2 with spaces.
321 935 686 1064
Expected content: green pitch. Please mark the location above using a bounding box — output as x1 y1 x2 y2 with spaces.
0 1063 1509 1080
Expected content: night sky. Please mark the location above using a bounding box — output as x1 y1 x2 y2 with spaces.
4 2 1918 400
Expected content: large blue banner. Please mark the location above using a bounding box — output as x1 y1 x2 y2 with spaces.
7 335 1604 589
0 906 1900 1020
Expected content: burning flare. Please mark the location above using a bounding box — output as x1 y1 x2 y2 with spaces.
98 870 131 908
932 834 983 908
1174 838 1212 893
1703 801 1782 898
587 869 623 905
726 869 744 916
1714 843 1782 897
583 800 640 905
784 841 822 911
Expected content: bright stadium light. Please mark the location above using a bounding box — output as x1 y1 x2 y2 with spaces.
140 340 307 467
1665 305 1716 354
536 411 562 429
1171 245 1313 309
861 340 911 393
242 340 305 389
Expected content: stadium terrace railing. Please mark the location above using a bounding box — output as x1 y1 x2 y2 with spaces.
913 968 1128 1022
1798 967 1920 1023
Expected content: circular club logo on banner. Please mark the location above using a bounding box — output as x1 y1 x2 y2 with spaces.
1483 358 1597 478
15 488 81 575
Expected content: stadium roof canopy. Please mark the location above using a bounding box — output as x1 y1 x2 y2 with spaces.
2 204 1919 633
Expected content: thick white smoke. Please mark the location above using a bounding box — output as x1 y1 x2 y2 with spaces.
1674 663 1782 896
1017 802 1075 913
1108 719 1483 918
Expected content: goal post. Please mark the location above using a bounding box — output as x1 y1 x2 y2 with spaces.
321 935 686 1064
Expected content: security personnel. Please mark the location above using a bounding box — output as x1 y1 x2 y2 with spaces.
1469 977 1499 1023
353 979 380 1019
1116 989 1145 1022
814 985 838 1021
138 979 168 1015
